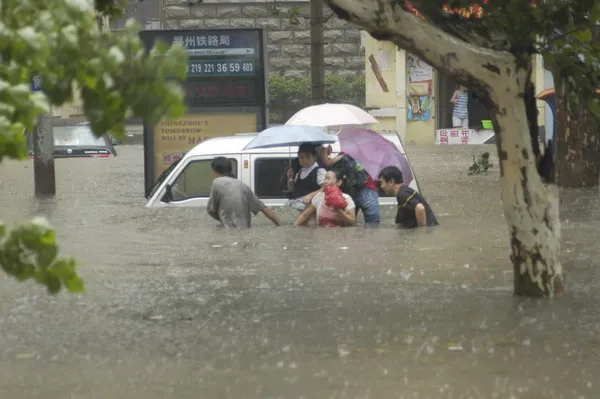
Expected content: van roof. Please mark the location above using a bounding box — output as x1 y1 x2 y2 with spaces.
184 131 405 158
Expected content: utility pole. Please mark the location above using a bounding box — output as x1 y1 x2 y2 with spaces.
310 0 326 105
31 73 55 197
33 112 55 197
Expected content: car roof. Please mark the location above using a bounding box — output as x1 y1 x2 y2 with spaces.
184 131 405 158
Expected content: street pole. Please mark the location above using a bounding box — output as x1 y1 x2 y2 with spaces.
310 0 326 105
33 112 56 197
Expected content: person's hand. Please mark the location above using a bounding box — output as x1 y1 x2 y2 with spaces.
303 195 312 204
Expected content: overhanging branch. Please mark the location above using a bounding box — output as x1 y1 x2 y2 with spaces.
325 0 516 89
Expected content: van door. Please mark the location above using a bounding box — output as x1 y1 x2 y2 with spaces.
240 152 252 187
147 155 241 208
249 153 296 206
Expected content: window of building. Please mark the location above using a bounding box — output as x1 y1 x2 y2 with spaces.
171 158 237 201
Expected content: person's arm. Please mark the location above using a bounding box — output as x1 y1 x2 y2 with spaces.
303 168 327 204
287 178 295 193
415 203 427 227
286 168 296 192
450 90 458 104
207 184 220 221
303 187 323 204
321 154 344 167
318 148 345 168
293 204 317 226
262 206 281 226
208 209 219 221
335 207 356 226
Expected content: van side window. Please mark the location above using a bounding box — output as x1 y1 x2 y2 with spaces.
171 158 238 201
254 157 292 199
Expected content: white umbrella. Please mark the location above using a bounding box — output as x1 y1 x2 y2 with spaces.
243 125 337 150
285 103 379 128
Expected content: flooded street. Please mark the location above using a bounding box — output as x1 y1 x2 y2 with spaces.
1 145 600 398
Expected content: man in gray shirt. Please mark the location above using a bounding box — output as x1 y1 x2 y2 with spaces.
207 157 281 228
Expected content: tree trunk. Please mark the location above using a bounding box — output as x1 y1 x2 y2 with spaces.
322 0 564 297
491 68 564 297
555 84 600 188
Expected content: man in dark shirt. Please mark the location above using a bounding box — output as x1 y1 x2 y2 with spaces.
378 166 439 228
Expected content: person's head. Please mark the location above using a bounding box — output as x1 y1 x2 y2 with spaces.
459 85 467 92
211 156 232 177
323 169 344 187
285 167 294 179
378 166 404 195
298 143 317 168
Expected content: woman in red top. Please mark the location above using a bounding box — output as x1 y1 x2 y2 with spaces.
293 170 356 227
317 145 381 225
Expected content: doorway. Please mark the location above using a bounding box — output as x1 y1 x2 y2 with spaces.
437 72 490 129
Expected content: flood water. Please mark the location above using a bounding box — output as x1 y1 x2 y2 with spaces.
1 145 600 398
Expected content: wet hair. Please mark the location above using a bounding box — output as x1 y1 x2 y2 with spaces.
328 169 345 182
298 143 317 156
211 156 232 175
378 166 403 184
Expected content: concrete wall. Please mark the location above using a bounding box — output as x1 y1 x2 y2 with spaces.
163 0 364 77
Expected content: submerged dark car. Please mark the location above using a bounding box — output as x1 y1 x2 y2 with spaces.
52 124 117 158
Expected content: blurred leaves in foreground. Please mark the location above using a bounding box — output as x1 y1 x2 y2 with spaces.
0 0 188 293
0 219 83 294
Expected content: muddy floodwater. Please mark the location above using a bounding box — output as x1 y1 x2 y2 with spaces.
1 145 600 398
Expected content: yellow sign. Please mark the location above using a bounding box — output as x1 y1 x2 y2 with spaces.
153 112 257 178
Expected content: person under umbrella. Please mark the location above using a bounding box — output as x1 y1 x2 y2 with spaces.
285 143 327 212
316 144 381 226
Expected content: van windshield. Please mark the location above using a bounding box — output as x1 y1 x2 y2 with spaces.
146 158 182 199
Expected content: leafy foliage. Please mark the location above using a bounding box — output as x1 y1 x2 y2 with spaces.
0 0 187 162
269 73 365 123
0 0 188 293
0 219 83 294
468 152 493 175
94 0 128 18
268 1 302 25
403 1 600 108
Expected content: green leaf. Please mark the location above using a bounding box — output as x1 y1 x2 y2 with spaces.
571 29 593 43
37 244 58 269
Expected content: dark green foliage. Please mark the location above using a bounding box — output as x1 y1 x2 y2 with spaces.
468 152 493 175
269 73 365 123
404 0 600 109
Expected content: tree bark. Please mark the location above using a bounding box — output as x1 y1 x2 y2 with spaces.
488 68 564 297
324 0 564 297
555 83 600 188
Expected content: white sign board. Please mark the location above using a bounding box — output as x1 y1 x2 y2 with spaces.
435 129 495 145
407 53 433 82
187 48 254 57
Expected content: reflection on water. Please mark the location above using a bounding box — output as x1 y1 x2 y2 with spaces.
1 145 600 398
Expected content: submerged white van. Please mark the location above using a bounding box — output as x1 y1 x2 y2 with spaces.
145 131 421 208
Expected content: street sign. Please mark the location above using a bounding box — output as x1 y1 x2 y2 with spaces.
187 60 256 77
139 28 267 196
187 48 255 57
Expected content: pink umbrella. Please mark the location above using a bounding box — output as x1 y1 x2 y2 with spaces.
338 127 414 185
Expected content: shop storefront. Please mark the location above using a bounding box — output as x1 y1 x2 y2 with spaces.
363 32 547 145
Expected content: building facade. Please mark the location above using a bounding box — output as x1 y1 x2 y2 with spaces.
362 33 549 145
